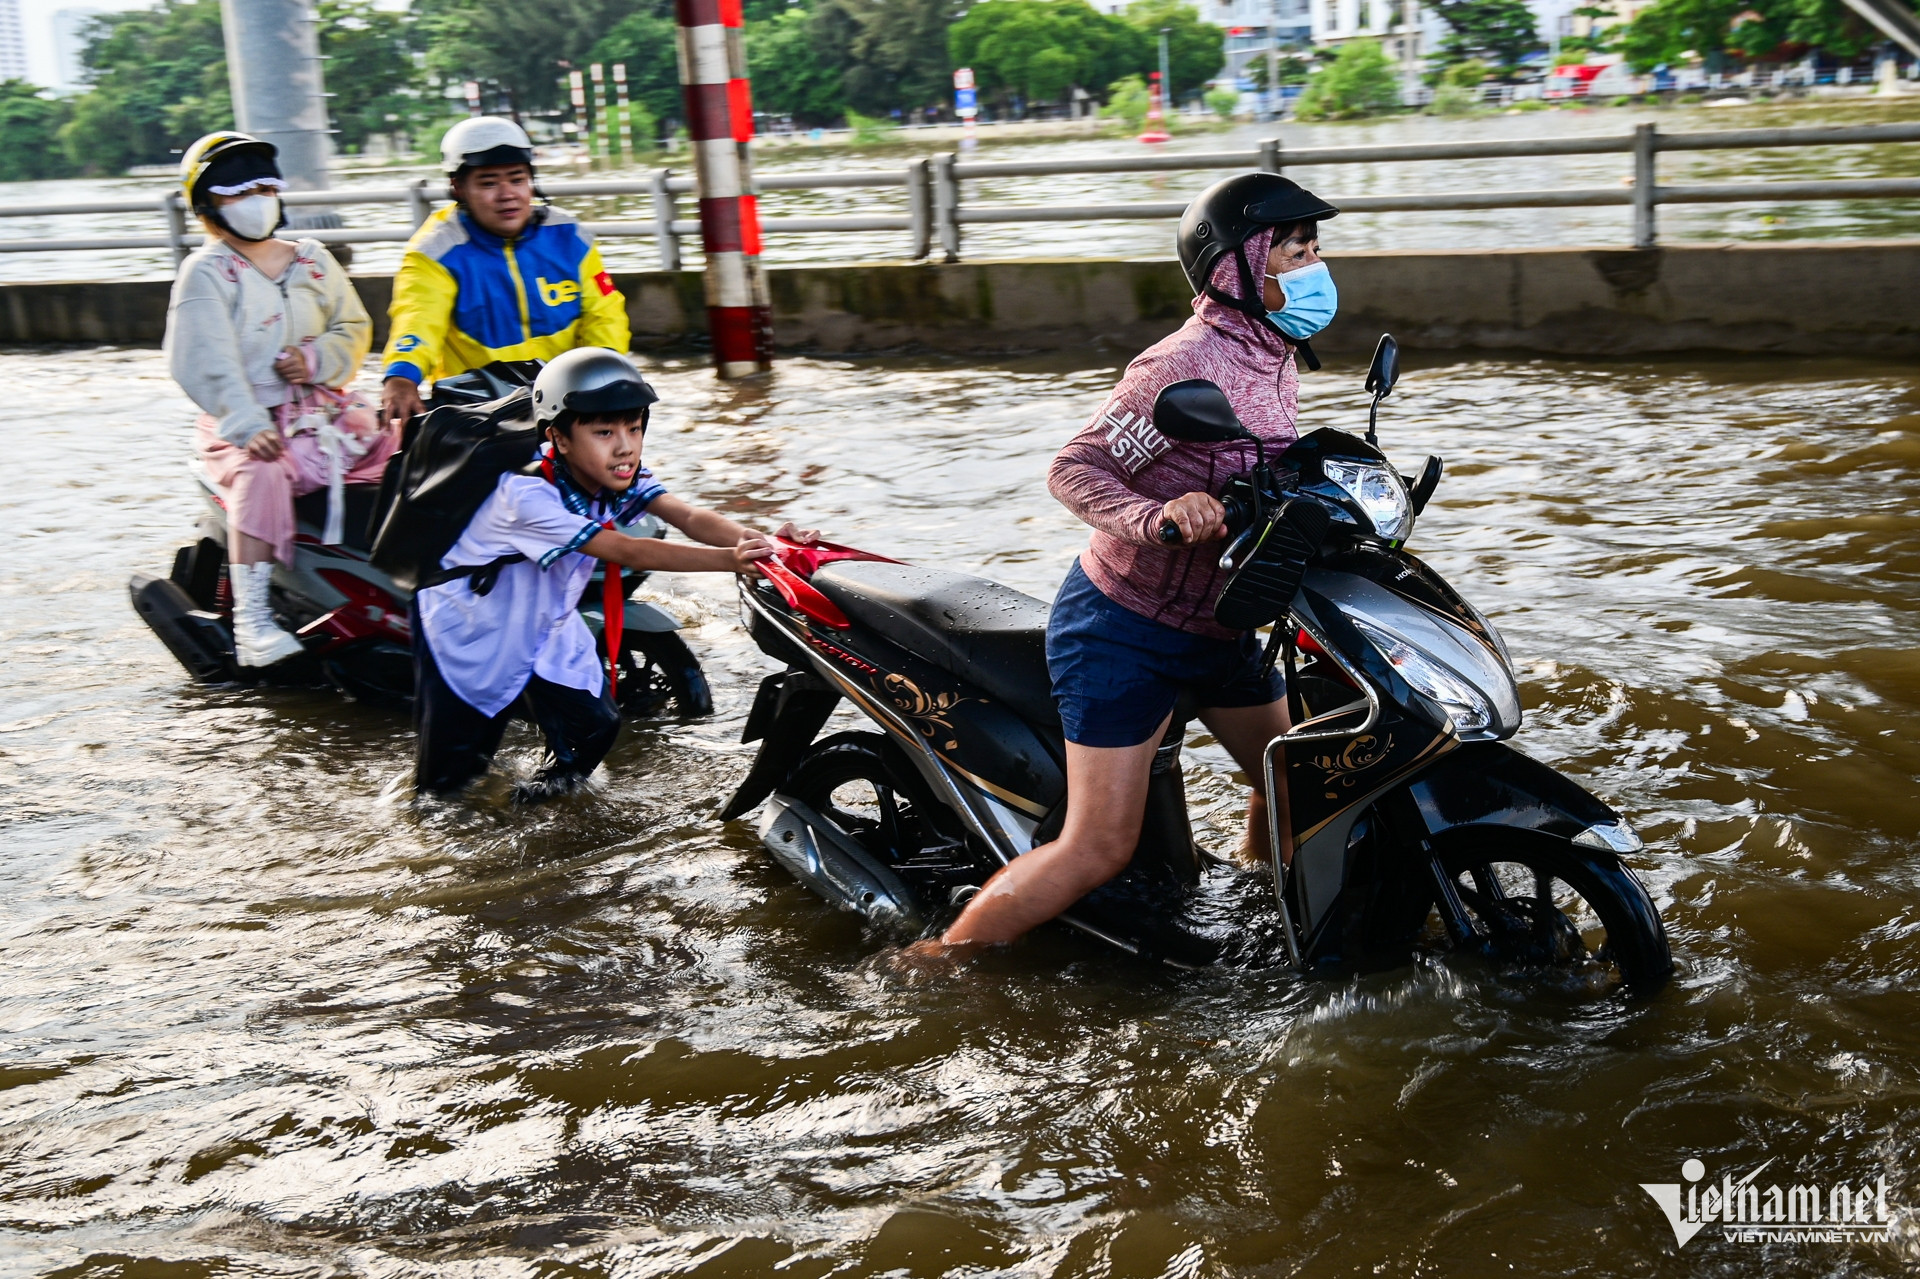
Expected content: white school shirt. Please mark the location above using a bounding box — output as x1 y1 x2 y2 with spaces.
416 465 667 717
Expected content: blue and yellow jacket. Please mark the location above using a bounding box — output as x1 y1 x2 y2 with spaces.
381 204 630 385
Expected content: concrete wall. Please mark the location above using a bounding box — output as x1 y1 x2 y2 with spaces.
5 241 1918 358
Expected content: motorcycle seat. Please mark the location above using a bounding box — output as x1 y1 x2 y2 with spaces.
811 561 1058 728
293 487 383 554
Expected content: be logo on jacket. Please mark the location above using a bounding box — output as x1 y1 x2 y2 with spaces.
381 204 631 385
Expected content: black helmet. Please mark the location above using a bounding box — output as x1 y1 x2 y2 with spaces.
531 347 659 432
1178 172 1339 313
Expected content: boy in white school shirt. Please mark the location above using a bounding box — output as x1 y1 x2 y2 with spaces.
412 347 815 798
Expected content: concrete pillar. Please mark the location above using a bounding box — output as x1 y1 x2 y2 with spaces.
218 0 334 224
675 0 773 378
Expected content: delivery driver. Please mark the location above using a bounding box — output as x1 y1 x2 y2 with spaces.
380 117 631 431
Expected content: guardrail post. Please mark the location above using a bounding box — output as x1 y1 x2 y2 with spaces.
931 152 961 263
650 167 681 271
905 157 931 261
1259 137 1283 175
1633 123 1658 249
161 192 190 265
406 178 433 230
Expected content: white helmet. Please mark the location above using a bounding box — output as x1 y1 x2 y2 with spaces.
441 116 535 177
532 348 659 430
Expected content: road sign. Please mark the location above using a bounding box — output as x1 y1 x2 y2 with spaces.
956 88 977 110
954 67 975 90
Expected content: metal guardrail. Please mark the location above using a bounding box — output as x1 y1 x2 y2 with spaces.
1 121 1915 265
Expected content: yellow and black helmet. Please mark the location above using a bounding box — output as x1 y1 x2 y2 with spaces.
179 131 283 213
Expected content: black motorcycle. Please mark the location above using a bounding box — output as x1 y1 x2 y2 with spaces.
722 337 1672 994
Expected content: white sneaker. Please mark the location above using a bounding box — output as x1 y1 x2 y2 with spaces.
229 561 304 667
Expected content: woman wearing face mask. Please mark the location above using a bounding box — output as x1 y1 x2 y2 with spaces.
164 131 391 667
913 174 1340 960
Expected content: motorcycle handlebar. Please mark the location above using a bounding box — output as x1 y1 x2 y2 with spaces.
1155 494 1255 546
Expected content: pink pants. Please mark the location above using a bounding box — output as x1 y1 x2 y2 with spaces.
197 414 399 565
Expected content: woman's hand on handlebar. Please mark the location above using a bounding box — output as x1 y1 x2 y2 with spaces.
1159 492 1227 545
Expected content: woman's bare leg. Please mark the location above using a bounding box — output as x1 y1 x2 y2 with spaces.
1196 699 1296 868
924 711 1172 952
231 531 276 567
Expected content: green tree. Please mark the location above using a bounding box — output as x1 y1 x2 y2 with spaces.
1429 0 1542 77
1557 3 1618 58
59 0 230 174
1122 0 1224 101
1245 52 1313 91
949 0 1147 108
1103 72 1149 127
415 0 634 116
1294 37 1399 119
818 0 969 116
744 6 848 123
1619 0 1875 69
0 82 78 181
589 10 683 132
318 0 418 154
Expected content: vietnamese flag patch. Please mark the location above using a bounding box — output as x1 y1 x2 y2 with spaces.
594 271 616 296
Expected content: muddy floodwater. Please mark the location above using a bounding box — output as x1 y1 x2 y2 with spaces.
2 344 1918 1277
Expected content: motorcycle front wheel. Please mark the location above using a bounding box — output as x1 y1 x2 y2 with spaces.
1431 830 1672 997
617 631 714 719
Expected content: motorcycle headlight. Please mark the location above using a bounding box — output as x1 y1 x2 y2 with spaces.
1323 459 1413 543
1349 616 1493 735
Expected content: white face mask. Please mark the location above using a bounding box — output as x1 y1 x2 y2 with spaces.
221 193 281 241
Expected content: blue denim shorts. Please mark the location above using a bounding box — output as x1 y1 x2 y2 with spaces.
1046 558 1283 748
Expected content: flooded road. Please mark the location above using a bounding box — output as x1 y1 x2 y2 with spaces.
2 344 1918 1276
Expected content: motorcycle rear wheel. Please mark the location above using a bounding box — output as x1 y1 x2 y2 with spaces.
779 733 975 906
1432 831 1672 997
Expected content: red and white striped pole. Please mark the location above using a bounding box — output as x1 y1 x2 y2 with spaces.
675 0 772 378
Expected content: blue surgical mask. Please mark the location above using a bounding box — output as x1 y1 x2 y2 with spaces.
1266 260 1337 340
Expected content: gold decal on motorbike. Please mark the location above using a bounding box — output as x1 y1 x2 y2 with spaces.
876 673 980 751
1308 733 1396 799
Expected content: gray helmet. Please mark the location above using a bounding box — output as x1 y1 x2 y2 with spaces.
532 348 659 431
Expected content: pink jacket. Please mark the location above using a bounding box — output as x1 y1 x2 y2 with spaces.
1047 226 1301 639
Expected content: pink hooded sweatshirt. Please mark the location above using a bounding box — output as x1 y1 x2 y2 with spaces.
1047 225 1301 640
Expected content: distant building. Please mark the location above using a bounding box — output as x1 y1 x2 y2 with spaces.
0 0 27 82
1306 0 1584 100
1199 0 1314 86
1567 0 1655 54
53 7 106 91
1310 0 1443 98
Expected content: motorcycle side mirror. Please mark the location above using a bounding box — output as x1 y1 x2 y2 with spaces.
1365 334 1400 400
1409 454 1442 515
1363 334 1399 446
1152 379 1254 444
